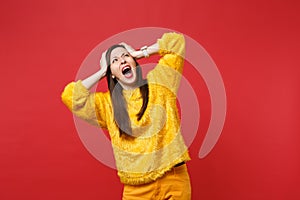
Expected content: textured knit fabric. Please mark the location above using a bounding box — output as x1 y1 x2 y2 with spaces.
61 32 191 185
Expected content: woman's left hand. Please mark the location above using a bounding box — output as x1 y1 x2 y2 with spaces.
119 42 143 59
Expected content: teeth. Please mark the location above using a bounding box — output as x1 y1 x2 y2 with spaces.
122 66 130 71
122 66 131 75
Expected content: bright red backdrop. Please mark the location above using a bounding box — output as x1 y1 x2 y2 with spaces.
1 0 299 199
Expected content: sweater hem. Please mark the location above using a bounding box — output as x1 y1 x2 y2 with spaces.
119 155 191 186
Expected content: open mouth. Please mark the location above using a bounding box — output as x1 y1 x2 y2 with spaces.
121 65 133 78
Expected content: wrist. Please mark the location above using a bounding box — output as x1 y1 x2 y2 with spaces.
98 69 106 79
140 46 150 58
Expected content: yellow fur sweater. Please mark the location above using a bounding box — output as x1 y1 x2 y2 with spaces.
61 32 190 185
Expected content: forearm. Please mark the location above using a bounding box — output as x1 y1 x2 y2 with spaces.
81 69 106 89
147 43 159 56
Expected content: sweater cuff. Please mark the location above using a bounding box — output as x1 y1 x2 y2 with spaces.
74 80 90 96
158 32 185 57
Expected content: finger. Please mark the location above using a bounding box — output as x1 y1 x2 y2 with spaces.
119 42 135 51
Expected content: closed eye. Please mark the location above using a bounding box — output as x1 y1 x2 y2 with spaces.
112 58 118 63
120 53 130 59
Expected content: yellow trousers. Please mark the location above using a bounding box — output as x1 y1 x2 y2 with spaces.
122 164 191 200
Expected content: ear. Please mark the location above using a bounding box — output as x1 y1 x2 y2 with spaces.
112 75 115 79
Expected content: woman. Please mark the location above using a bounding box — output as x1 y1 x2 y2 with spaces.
61 32 191 199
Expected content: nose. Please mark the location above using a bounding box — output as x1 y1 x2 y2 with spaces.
120 58 126 64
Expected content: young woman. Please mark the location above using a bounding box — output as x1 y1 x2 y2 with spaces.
61 32 191 199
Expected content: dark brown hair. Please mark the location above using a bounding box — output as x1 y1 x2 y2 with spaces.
105 44 149 136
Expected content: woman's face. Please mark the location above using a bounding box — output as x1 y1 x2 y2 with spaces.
110 47 137 89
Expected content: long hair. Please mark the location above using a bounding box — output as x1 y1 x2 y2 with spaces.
105 44 149 136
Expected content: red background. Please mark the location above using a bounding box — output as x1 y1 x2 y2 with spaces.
1 0 300 199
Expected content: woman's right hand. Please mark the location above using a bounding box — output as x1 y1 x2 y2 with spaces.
99 50 108 75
